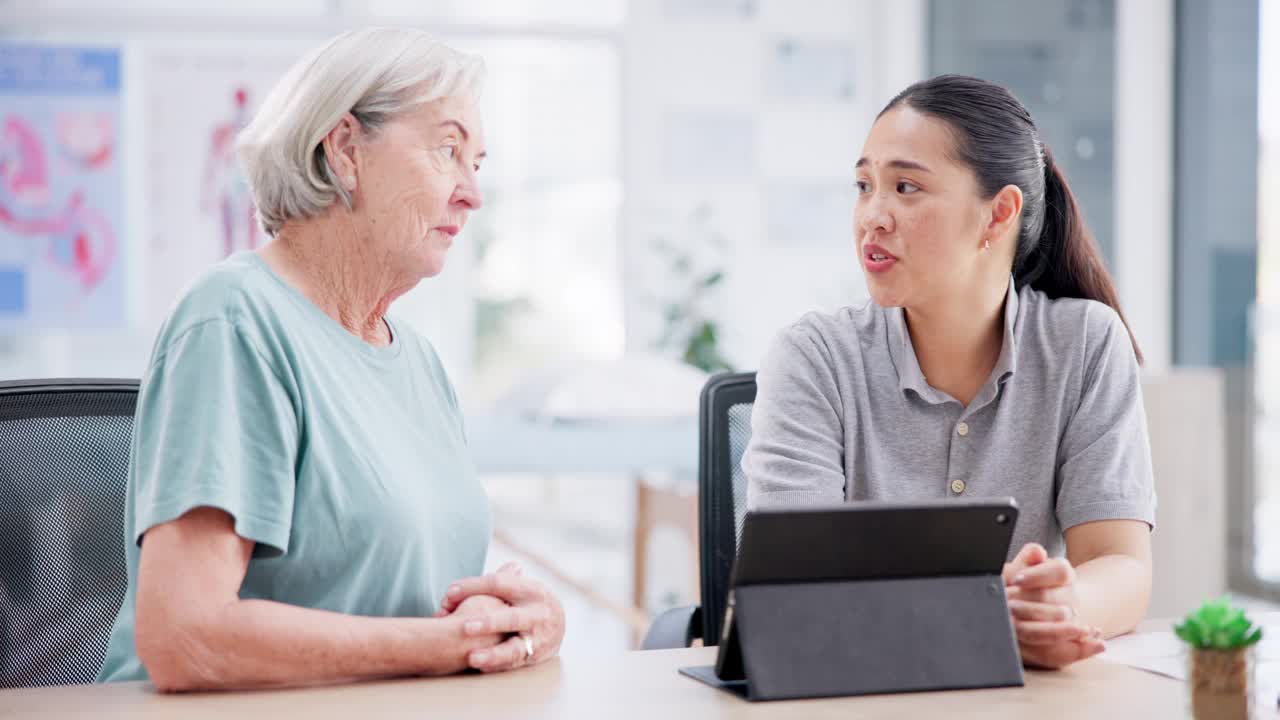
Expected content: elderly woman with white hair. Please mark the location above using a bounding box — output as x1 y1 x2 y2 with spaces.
95 28 565 691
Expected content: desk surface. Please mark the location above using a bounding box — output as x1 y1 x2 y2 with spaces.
2 646 1185 720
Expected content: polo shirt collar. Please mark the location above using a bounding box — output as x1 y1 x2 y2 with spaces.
886 276 1020 405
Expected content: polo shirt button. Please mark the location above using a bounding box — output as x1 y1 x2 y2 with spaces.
956 422 970 437
951 479 966 494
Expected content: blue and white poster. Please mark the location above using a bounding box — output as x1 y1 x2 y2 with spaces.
0 44 125 331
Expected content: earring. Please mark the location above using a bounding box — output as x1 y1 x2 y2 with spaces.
983 239 991 252
345 175 356 189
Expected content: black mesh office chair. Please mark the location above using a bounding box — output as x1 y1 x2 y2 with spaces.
0 379 137 688
642 372 755 649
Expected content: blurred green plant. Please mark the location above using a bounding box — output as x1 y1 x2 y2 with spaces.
651 204 734 374
1174 597 1264 650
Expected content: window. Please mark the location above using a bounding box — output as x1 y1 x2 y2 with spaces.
1172 0 1272 602
929 0 1117 268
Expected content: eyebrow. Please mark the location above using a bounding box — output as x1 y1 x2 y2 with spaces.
854 157 931 173
438 119 487 159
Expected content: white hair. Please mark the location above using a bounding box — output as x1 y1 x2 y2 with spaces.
236 27 484 236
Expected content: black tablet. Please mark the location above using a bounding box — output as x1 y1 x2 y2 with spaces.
713 497 1019 681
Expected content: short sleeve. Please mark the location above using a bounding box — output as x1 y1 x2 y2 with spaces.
743 323 848 509
1055 310 1157 531
131 319 300 555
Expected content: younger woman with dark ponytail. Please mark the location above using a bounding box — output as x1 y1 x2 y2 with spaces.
744 75 1154 670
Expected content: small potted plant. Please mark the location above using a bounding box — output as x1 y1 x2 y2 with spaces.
1174 596 1263 719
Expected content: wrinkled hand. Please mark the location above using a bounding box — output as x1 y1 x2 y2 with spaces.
436 561 524 618
434 578 510 619
445 594 510 657
1003 543 1104 670
440 562 565 673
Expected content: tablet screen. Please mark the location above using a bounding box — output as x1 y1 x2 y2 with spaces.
712 498 1019 684
731 497 1019 586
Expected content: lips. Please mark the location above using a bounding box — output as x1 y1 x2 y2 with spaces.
432 222 463 239
862 242 898 273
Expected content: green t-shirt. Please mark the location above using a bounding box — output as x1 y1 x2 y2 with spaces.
97 252 491 683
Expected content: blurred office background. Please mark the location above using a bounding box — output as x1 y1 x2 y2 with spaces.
0 0 1275 653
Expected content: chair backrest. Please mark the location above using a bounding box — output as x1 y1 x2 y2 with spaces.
0 379 138 688
696 371 756 646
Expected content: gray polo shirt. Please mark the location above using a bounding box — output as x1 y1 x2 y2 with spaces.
744 279 1156 560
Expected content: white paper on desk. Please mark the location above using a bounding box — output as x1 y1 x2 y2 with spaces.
1101 627 1280 713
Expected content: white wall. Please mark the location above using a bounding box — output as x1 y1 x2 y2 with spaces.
1144 370 1228 618
621 0 926 372
3 2 1178 384
623 0 1173 375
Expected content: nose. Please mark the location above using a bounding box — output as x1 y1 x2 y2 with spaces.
452 170 484 211
857 191 894 236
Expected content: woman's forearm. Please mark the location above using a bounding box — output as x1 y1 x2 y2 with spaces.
137 598 479 692
1071 553 1151 639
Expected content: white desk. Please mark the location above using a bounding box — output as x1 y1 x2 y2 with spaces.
2 646 1189 720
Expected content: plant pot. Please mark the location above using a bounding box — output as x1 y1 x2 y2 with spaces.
1188 646 1255 720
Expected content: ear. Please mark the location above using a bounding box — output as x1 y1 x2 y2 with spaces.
984 184 1024 250
320 113 361 191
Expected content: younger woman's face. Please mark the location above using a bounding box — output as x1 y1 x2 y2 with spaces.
853 106 995 310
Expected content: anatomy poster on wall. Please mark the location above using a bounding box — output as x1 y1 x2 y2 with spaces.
0 44 125 331
142 47 295 324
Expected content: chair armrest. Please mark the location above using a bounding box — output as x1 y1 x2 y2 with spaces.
641 605 703 650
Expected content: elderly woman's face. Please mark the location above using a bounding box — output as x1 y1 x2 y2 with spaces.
357 95 485 279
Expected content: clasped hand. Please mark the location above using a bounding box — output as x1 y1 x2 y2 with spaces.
1003 543 1104 669
435 562 566 673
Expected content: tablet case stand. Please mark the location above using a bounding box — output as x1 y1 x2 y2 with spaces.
679 574 1024 701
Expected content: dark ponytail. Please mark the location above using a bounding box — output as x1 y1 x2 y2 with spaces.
880 75 1143 365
